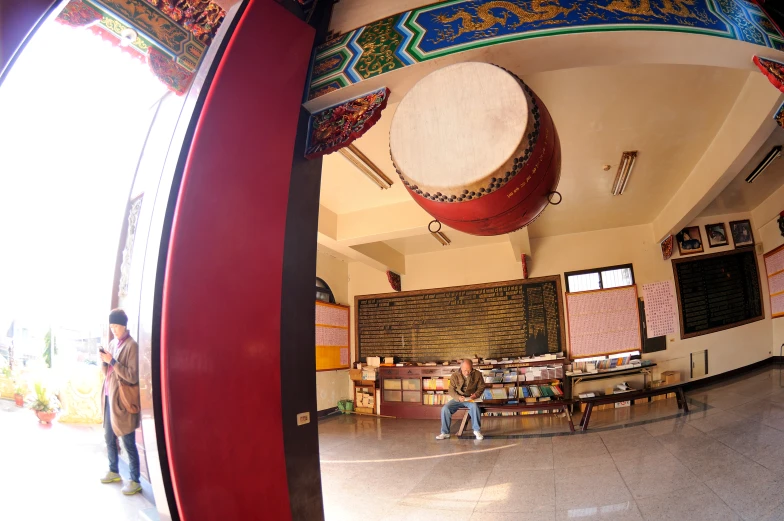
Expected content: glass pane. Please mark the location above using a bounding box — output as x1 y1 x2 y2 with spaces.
403 391 421 403
402 378 420 390
567 272 601 292
383 390 402 402
601 268 633 289
383 379 401 390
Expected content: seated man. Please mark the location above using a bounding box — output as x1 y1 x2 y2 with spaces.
436 359 486 440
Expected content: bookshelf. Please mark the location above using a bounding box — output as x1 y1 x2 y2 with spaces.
379 358 567 420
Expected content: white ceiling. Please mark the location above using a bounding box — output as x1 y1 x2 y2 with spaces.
700 127 784 217
318 63 757 257
385 231 508 256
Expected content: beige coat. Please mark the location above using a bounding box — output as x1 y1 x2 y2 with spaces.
101 336 141 436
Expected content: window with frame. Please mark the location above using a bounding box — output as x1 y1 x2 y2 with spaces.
564 263 635 293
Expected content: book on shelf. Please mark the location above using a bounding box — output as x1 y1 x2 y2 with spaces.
490 388 507 400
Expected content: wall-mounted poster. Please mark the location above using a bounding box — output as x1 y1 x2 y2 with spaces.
730 219 754 247
641 281 678 338
764 243 784 319
677 226 703 255
566 286 642 358
705 223 729 248
316 301 351 371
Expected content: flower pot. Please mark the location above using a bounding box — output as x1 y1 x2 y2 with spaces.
35 411 56 424
14 393 24 407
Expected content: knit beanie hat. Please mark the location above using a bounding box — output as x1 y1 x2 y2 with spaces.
109 309 128 327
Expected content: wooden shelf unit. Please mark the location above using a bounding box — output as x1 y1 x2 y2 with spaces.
380 358 567 420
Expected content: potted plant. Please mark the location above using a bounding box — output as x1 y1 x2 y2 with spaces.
30 382 59 424
13 382 25 407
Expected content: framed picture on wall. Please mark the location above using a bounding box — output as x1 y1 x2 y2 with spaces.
705 223 729 248
676 226 703 255
730 220 754 247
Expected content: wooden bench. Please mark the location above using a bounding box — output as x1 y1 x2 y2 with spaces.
578 385 688 432
456 401 575 436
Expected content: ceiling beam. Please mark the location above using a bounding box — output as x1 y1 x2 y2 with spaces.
336 200 434 245
352 242 406 274
506 227 532 261
317 204 407 273
652 73 783 241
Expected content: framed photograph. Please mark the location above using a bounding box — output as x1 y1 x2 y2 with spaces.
729 220 754 247
676 226 703 255
705 223 729 248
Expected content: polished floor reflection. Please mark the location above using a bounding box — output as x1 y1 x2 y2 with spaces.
0 400 153 521
319 366 784 520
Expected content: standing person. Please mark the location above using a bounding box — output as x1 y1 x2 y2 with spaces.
436 359 486 440
98 309 142 495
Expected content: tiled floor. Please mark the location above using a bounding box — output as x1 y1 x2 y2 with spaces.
0 399 153 521
319 367 784 521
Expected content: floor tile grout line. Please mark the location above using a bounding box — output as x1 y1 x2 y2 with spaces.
598 434 643 519
652 411 748 520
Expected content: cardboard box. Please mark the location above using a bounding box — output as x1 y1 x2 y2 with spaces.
661 371 681 385
361 367 378 381
349 369 363 381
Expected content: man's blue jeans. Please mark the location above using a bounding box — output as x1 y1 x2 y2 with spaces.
105 396 140 483
440 399 481 434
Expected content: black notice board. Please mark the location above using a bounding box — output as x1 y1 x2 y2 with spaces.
355 276 566 363
672 247 763 339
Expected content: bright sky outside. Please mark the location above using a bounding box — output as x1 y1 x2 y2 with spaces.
0 17 169 337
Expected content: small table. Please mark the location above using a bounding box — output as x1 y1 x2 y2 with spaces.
578 384 688 431
566 364 657 401
456 401 575 436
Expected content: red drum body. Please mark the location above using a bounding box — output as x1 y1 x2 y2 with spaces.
389 63 561 236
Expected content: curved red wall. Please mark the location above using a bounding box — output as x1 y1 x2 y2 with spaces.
160 1 315 519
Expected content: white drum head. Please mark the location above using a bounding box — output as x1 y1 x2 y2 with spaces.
390 62 529 191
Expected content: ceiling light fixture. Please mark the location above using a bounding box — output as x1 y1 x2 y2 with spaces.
611 151 638 196
338 144 393 190
428 220 451 246
745 145 781 183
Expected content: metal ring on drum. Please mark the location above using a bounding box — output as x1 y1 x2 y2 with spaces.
389 62 562 236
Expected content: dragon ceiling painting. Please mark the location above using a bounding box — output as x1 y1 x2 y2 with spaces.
307 0 783 101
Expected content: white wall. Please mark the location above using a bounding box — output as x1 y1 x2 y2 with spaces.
348 217 775 390
315 249 352 411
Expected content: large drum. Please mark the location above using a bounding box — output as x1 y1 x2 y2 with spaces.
389 62 561 236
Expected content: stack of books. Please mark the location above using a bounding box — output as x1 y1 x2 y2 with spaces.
518 384 564 402
422 378 447 390
423 392 449 405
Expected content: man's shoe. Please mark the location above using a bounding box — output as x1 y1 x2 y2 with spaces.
435 433 450 440
122 481 142 495
100 471 121 484
474 430 484 440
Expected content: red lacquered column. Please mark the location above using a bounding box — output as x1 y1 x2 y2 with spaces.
160 1 315 519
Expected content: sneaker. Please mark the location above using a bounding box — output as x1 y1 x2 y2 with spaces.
122 481 142 495
100 471 121 484
435 433 450 440
474 430 484 440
